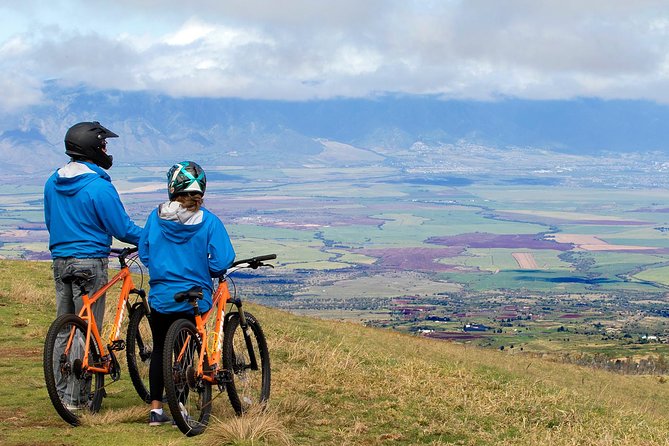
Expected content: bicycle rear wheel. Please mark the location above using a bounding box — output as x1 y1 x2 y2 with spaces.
43 313 105 426
223 311 270 415
126 304 152 403
163 318 212 436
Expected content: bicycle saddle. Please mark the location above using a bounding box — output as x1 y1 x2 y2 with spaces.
174 286 203 303
60 267 95 284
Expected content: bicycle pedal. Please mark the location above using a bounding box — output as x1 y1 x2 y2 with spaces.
217 370 234 385
109 340 126 351
108 350 121 381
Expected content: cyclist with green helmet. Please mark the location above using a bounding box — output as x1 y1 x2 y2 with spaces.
138 160 235 425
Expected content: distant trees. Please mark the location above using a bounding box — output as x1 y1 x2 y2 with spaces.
558 251 595 272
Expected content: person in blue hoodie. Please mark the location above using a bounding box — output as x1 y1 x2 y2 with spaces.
44 121 142 331
138 160 235 426
44 121 142 410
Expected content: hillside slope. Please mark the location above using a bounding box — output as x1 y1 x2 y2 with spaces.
2 259 669 445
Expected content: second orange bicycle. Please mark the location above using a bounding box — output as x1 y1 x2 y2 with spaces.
164 254 275 436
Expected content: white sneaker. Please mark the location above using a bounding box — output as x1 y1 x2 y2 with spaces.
65 402 81 411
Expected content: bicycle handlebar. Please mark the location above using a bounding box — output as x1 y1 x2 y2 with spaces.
218 254 277 278
231 254 277 268
110 246 139 265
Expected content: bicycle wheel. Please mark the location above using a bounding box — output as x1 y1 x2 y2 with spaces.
163 318 212 436
43 313 105 426
223 311 270 415
126 304 152 403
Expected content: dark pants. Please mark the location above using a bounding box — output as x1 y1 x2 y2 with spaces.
148 310 195 403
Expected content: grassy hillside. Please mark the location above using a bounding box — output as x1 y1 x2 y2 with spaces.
2 259 669 445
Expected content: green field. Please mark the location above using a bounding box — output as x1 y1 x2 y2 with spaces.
5 164 669 360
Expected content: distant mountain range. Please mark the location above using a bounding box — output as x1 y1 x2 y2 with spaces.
2 82 669 174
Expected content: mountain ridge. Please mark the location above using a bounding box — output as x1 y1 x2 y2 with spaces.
2 84 669 173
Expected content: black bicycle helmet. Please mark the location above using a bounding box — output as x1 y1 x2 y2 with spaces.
64 121 118 169
167 161 207 200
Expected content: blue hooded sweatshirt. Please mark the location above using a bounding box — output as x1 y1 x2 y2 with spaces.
138 203 235 314
44 161 142 258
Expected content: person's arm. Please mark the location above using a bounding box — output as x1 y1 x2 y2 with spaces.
138 213 153 267
207 216 236 276
93 183 143 245
43 187 51 232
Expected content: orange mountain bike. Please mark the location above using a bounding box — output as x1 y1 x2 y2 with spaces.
164 254 275 436
43 247 153 426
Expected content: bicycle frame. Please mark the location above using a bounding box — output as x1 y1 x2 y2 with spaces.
172 254 275 391
177 278 230 384
166 254 274 434
175 276 259 384
63 260 140 374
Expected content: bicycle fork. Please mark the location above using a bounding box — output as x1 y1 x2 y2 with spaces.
229 298 259 371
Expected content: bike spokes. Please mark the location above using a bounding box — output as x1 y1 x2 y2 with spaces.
44 314 105 425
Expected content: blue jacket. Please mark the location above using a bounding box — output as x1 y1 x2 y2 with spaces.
139 205 235 314
44 161 142 258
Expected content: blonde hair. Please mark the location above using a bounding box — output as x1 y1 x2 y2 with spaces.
175 194 203 212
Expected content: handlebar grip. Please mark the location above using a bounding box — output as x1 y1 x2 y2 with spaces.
111 246 138 255
231 254 277 267
255 254 277 262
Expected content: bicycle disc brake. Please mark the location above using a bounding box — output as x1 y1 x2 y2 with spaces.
72 358 84 380
186 366 199 389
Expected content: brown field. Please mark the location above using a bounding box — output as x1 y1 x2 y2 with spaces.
545 233 656 251
512 252 538 269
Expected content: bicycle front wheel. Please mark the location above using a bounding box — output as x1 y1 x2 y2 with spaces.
126 304 152 403
43 313 105 426
163 318 212 436
223 311 271 415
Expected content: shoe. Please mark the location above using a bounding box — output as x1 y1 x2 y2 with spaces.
65 403 81 411
149 410 171 426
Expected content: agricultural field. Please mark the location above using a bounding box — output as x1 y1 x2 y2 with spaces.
4 156 669 365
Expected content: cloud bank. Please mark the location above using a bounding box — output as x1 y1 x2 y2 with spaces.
2 0 669 111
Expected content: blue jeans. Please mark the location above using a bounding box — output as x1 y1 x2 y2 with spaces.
52 257 109 406
52 257 109 330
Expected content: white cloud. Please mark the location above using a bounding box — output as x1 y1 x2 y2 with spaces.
164 18 215 46
2 0 669 108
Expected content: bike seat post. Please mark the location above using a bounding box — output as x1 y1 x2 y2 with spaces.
191 300 201 317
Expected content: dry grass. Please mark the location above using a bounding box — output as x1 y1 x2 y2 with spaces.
252 305 669 445
206 407 292 446
5 277 52 307
4 259 669 445
79 405 147 426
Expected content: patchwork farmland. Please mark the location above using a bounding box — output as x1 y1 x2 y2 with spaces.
4 160 669 365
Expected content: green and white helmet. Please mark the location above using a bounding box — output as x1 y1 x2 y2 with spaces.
167 161 207 200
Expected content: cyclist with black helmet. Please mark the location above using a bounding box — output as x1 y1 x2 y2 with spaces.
44 121 142 409
138 160 235 426
44 121 142 328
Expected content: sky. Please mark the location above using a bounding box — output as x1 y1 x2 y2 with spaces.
2 0 669 111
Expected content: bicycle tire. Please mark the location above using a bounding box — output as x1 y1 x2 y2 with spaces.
163 318 212 436
126 304 152 403
43 313 105 426
223 311 271 415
